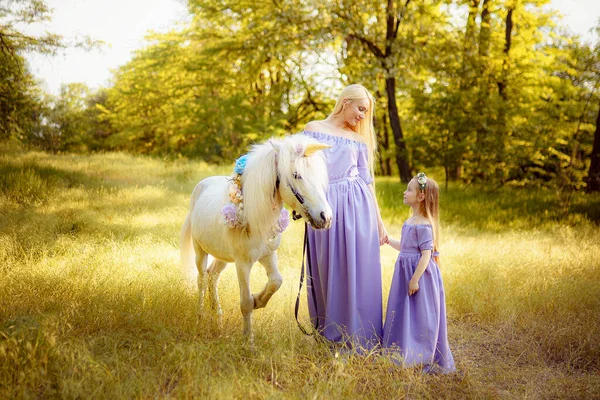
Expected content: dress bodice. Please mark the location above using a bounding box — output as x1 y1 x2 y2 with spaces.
399 223 440 257
302 130 372 185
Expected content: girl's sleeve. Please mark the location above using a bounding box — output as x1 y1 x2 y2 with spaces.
357 145 373 185
416 225 434 251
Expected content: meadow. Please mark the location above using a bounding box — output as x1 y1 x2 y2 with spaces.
1 144 599 399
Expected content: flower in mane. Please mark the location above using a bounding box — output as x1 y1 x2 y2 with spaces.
220 153 289 236
234 154 248 175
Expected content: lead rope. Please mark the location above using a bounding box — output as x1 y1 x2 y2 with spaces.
294 222 319 336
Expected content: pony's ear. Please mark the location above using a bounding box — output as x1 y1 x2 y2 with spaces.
269 140 281 154
303 143 330 157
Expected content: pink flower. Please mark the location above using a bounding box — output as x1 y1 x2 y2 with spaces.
221 204 238 227
276 208 290 233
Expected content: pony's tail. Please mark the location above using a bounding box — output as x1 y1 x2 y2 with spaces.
180 210 195 281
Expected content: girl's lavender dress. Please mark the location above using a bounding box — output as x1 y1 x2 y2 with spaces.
383 223 455 372
303 130 383 350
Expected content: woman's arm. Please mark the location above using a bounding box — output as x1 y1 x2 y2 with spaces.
408 249 432 296
367 183 388 245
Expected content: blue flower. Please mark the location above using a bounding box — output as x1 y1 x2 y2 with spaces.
234 154 249 175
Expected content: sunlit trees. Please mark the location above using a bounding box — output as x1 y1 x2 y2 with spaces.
2 0 598 192
0 0 61 142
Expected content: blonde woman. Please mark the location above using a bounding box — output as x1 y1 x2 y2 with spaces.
383 173 455 373
302 84 387 351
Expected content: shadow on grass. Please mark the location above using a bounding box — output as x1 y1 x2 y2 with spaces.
0 159 107 205
0 157 194 264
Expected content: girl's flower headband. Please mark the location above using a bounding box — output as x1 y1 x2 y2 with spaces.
417 172 427 191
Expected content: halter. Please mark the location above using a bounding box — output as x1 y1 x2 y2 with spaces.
275 175 306 221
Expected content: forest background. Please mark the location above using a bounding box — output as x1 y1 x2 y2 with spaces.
2 0 600 191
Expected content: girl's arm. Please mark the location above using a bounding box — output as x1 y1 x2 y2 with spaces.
408 250 432 296
367 183 388 245
386 237 401 251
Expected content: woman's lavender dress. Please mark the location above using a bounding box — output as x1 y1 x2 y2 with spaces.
303 130 383 350
383 223 455 372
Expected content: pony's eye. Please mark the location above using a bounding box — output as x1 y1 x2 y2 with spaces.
293 172 302 180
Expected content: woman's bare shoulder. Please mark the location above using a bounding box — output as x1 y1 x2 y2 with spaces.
304 120 325 132
304 121 365 144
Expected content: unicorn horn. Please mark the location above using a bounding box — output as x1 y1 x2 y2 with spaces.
303 143 331 157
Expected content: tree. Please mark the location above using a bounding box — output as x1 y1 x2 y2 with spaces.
1 0 99 146
325 0 435 182
0 0 61 141
585 23 600 192
588 98 600 192
101 1 337 161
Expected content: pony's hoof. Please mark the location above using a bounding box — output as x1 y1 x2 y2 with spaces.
252 294 267 309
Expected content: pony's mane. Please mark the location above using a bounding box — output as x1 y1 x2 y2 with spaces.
241 142 281 240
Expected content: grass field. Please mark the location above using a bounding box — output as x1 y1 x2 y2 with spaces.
1 145 599 399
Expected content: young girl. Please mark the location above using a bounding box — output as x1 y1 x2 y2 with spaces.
382 173 455 373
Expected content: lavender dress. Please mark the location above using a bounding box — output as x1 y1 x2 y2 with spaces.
303 130 383 350
383 223 455 372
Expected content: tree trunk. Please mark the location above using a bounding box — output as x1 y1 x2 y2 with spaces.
473 0 492 180
386 76 412 182
495 6 513 183
586 98 600 192
478 0 492 58
382 112 392 175
497 7 512 101
345 0 412 181
463 0 480 74
375 89 392 176
385 0 412 183
450 0 481 180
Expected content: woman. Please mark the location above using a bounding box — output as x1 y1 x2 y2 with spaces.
303 84 388 351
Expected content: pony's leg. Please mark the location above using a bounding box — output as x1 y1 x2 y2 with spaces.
207 259 228 325
253 252 283 309
234 260 255 341
193 243 209 315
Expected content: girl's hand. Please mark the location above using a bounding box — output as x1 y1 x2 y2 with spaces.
378 221 388 246
408 279 419 296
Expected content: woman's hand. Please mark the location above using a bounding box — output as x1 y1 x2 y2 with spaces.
378 221 388 246
408 279 419 296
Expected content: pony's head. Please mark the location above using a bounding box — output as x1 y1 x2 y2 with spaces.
272 135 332 230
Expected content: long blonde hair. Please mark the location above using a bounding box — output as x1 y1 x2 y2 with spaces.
416 175 441 262
330 84 377 179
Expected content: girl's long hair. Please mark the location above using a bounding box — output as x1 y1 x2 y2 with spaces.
330 84 377 180
417 175 441 264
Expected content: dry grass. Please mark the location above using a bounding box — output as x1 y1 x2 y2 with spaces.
1 146 599 399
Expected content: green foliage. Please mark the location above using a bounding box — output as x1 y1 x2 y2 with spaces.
99 1 338 162
2 0 600 190
0 0 102 150
0 1 60 142
0 33 45 143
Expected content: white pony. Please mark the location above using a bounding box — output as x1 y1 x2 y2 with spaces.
180 134 332 341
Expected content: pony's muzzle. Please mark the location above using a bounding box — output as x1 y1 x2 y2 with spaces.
320 211 332 229
310 209 331 229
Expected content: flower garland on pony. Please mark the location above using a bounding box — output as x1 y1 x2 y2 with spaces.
220 154 290 236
